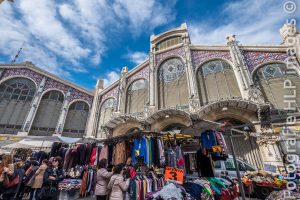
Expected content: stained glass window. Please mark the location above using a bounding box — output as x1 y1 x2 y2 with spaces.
128 79 148 91
255 63 291 80
159 58 185 82
102 98 116 109
201 60 232 76
0 78 36 101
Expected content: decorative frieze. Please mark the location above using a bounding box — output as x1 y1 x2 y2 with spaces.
101 86 119 102
155 47 186 64
191 50 232 70
127 65 150 83
2 68 43 85
243 51 288 73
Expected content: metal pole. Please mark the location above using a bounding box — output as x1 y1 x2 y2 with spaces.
228 129 246 200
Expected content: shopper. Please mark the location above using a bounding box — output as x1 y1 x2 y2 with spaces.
14 161 25 200
38 157 64 200
0 155 18 200
95 159 113 200
107 163 130 200
29 159 49 200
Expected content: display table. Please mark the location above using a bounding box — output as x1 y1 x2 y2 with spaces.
58 178 82 200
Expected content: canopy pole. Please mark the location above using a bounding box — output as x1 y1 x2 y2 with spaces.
228 129 246 200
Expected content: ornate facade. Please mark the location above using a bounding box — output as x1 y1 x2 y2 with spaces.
0 62 93 138
85 23 300 168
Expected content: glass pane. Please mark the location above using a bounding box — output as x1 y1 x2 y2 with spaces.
214 160 222 169
225 159 236 170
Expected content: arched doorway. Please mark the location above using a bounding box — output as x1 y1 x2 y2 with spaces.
30 90 64 136
62 101 89 138
0 77 36 134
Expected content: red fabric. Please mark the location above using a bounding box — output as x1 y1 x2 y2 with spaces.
89 147 97 165
129 167 136 179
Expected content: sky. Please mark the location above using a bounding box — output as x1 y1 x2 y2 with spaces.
0 0 299 90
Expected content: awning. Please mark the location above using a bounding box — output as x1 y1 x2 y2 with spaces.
180 120 223 136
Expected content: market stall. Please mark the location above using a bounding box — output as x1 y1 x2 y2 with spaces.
98 125 241 200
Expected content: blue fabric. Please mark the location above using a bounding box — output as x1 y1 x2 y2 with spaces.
201 130 217 149
132 137 148 165
185 182 203 200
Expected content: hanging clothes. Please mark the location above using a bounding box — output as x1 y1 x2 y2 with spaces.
113 141 127 165
99 145 108 161
196 150 215 177
132 137 148 165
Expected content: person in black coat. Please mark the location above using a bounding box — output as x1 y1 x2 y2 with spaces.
39 157 64 200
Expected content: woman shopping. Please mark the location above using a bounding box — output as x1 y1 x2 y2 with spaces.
38 157 64 200
107 163 130 200
95 159 113 200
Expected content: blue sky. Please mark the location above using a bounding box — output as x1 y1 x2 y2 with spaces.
0 0 299 90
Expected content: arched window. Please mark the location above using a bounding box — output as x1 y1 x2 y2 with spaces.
254 63 300 110
97 98 116 136
0 78 36 134
62 101 89 138
30 90 64 136
158 58 189 110
197 60 241 105
126 79 148 116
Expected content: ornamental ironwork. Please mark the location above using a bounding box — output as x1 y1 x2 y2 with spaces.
255 63 293 80
101 98 116 109
128 79 148 91
200 60 232 76
0 78 36 101
159 58 185 82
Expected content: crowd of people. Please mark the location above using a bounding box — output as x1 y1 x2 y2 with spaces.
0 153 133 200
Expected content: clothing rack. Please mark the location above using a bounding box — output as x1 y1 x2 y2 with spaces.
100 130 193 145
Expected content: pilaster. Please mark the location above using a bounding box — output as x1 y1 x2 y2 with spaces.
20 76 47 135
182 33 200 111
55 89 72 134
226 35 252 99
149 41 157 109
85 80 103 138
116 67 128 114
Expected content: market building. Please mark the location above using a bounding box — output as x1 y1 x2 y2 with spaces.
0 23 299 169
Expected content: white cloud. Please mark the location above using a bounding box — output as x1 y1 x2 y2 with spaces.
112 0 177 34
126 51 148 65
0 0 177 83
103 71 119 87
189 0 291 45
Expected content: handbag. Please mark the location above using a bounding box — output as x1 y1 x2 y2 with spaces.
4 173 20 188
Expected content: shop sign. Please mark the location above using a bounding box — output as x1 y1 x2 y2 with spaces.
10 137 22 141
0 137 7 141
212 145 221 152
165 167 184 184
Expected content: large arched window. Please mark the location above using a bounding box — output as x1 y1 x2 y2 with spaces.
158 58 189 110
126 79 148 116
197 60 241 105
0 78 36 134
62 101 89 138
254 63 300 110
30 90 64 136
97 98 116 135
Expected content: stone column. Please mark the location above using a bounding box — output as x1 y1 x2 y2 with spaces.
226 35 252 98
182 32 200 111
85 80 103 138
116 67 128 114
55 89 72 135
20 77 47 135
